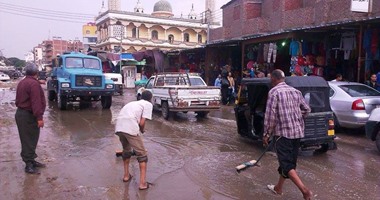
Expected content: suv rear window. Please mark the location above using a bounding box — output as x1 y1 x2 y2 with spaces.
339 85 380 97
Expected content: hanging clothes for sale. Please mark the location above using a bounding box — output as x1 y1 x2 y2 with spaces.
267 43 277 63
263 43 269 62
340 32 356 60
290 40 299 56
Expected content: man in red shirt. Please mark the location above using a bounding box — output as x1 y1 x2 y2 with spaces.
15 63 46 174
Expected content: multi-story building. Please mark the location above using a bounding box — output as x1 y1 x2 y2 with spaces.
36 37 84 65
83 23 98 52
95 0 213 53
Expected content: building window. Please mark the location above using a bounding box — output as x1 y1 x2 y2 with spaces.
152 30 158 40
184 33 190 42
168 34 174 44
113 25 123 39
132 28 138 38
198 35 202 43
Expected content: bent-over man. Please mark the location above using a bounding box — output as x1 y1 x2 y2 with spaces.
263 69 313 200
15 62 46 174
115 90 153 190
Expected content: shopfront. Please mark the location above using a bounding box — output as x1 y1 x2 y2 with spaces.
240 18 380 83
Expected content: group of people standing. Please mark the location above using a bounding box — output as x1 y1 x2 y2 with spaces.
214 70 235 105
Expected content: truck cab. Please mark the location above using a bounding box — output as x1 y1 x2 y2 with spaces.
47 52 115 110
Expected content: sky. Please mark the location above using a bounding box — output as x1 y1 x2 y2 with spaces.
0 0 229 59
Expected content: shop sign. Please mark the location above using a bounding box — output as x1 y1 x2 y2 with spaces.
351 0 372 13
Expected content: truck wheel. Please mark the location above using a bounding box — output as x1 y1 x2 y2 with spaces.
196 111 209 118
314 143 329 154
57 94 67 110
376 131 380 152
161 102 170 120
48 90 56 101
101 96 112 109
119 90 123 95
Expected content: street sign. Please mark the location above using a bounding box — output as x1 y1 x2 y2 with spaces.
351 0 372 13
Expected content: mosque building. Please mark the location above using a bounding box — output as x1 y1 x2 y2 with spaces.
95 0 212 53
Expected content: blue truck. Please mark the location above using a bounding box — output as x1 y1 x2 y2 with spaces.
47 52 115 110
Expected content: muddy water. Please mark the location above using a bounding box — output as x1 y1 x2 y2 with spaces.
1 85 380 200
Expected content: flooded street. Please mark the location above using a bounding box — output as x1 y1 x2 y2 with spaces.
1 83 380 200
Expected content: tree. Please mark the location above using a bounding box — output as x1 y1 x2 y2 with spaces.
8 57 26 69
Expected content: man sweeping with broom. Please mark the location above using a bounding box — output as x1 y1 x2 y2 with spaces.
263 69 313 200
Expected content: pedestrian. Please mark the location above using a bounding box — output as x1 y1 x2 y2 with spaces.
115 90 153 190
263 69 313 200
214 74 221 87
227 72 235 104
220 70 230 105
365 73 377 89
331 74 342 81
15 62 46 174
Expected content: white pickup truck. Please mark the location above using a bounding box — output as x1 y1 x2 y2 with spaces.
136 73 221 119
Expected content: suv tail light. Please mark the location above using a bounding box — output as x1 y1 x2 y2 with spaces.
351 99 365 110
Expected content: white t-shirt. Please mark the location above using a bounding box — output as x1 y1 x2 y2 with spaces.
115 100 153 136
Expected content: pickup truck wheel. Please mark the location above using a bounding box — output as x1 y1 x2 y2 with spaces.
57 94 67 110
196 111 209 118
48 90 56 101
101 96 112 109
161 102 170 120
376 130 380 152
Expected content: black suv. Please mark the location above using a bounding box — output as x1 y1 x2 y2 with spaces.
234 76 336 153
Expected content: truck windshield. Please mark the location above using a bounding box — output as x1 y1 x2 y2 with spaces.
66 58 101 69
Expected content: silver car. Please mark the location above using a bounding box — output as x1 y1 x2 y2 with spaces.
329 81 380 129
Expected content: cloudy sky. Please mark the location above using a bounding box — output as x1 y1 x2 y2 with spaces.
0 0 229 59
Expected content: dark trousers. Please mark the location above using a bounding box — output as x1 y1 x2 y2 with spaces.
221 87 229 105
15 108 40 163
274 136 300 178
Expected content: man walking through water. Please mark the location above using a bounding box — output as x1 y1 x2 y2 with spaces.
115 90 153 190
263 69 313 199
15 62 46 174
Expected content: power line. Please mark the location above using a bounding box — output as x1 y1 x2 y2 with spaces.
0 2 95 17
0 9 89 24
0 6 94 20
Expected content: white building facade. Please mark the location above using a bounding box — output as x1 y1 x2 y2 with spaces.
95 0 211 53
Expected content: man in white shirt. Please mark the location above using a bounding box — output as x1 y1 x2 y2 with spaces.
115 90 153 190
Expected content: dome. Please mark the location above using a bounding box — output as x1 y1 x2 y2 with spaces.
153 0 172 13
152 0 173 17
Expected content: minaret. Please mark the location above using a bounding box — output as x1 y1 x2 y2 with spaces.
134 0 144 13
99 0 107 14
205 0 215 23
188 4 197 20
108 0 121 11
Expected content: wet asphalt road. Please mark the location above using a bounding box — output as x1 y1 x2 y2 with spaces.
0 82 379 200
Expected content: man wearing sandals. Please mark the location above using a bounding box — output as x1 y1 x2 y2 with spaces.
263 69 313 199
115 90 153 190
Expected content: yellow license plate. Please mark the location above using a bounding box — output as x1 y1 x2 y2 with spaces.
328 130 335 136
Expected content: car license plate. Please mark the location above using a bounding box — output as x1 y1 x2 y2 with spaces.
328 130 335 136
